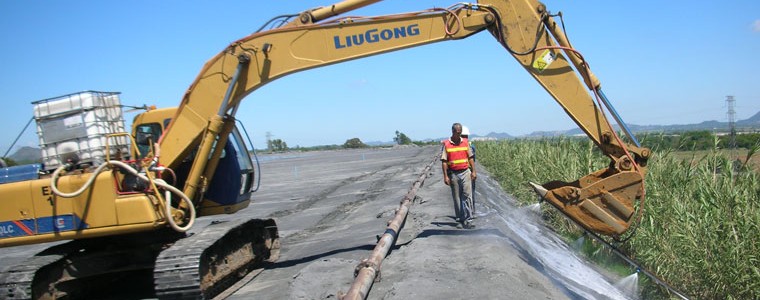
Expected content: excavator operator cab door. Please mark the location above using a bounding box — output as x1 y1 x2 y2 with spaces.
228 126 256 198
197 126 257 215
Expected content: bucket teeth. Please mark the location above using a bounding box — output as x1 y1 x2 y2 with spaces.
529 182 548 198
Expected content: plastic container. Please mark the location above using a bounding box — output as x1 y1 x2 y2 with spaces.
32 91 129 171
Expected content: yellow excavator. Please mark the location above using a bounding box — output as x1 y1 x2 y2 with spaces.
0 0 649 298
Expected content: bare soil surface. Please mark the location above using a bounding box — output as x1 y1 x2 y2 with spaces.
225 145 626 299
1 145 630 299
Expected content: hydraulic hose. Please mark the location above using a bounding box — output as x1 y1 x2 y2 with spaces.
50 161 196 232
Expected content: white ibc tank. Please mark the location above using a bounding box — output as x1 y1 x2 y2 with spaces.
33 91 129 171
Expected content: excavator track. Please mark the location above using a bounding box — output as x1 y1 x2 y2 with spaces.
0 219 278 300
0 229 180 300
0 254 63 299
154 218 280 299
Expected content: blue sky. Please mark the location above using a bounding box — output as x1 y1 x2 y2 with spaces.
1 1 759 151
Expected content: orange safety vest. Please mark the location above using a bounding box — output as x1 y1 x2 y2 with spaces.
443 138 470 171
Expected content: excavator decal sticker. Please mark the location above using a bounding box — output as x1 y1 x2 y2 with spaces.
334 24 420 49
532 49 557 73
12 221 33 235
0 219 34 238
0 214 88 238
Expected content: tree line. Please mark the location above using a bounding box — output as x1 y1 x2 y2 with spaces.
637 131 760 151
261 130 420 153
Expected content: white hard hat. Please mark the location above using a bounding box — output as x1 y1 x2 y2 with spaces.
461 126 470 136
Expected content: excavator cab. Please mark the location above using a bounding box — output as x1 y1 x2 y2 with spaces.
171 125 257 215
131 107 258 215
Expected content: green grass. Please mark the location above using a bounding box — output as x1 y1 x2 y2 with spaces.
475 137 760 300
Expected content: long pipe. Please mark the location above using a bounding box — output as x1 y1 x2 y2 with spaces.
582 227 690 299
340 152 438 300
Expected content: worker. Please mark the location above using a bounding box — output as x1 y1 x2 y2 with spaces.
441 123 477 229
460 125 477 216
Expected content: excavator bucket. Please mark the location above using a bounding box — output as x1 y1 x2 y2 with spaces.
530 167 644 238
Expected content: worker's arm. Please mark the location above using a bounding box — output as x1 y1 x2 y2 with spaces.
442 162 451 186
441 144 450 185
469 157 476 181
468 144 476 181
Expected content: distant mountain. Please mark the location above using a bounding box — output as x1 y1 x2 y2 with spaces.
739 111 760 126
265 112 760 147
528 110 760 137
435 111 760 140
427 132 514 142
8 112 759 158
483 132 513 139
523 130 574 138
8 146 41 163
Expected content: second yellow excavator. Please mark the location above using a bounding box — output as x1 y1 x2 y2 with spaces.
0 0 648 298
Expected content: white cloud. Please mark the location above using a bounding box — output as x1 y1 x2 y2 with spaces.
753 20 760 32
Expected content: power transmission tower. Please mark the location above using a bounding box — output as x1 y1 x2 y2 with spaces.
726 95 736 149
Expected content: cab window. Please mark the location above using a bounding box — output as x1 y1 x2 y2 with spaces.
135 123 162 159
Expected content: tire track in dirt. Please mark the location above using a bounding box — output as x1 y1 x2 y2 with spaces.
264 168 383 219
280 150 431 244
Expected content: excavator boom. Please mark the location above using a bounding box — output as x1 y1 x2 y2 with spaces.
161 0 647 238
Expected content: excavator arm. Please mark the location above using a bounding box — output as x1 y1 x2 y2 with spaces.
157 0 648 239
